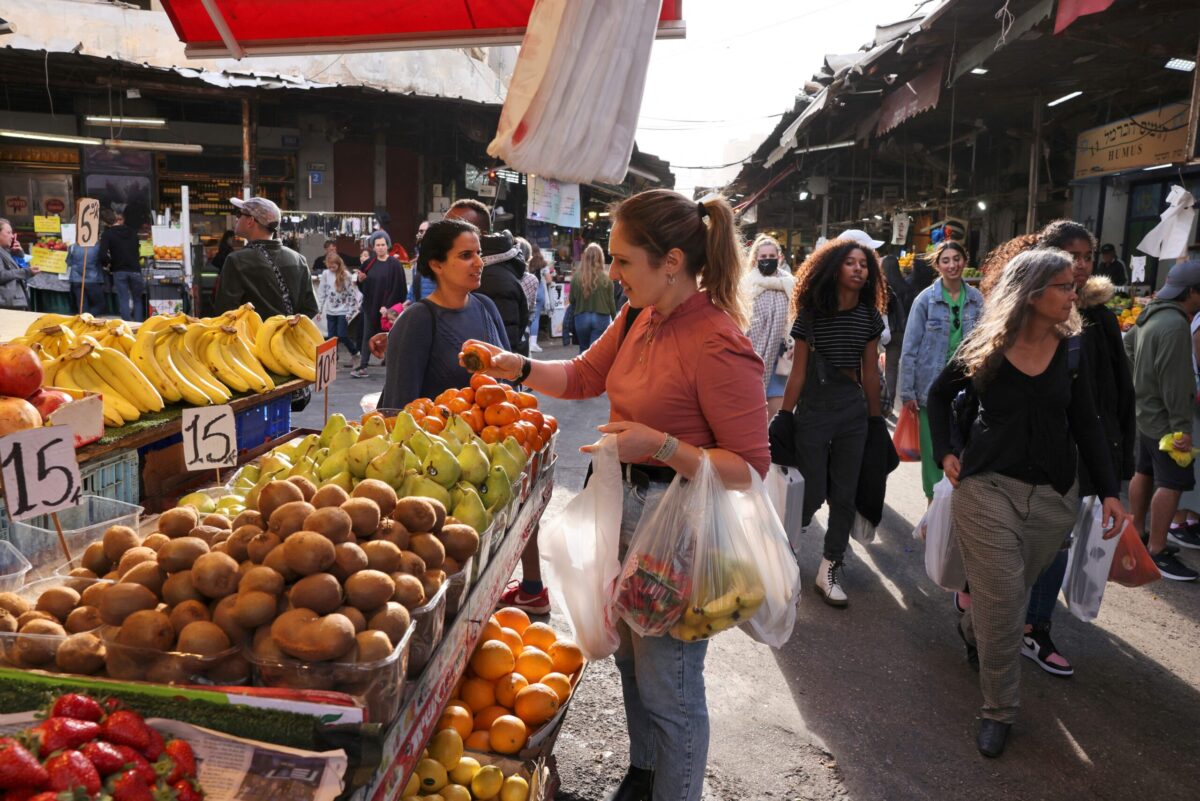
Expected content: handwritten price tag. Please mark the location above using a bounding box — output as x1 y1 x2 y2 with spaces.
0 426 83 521
182 406 237 470
76 198 100 247
316 338 338 393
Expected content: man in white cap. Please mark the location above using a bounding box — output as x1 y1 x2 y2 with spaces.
215 197 317 319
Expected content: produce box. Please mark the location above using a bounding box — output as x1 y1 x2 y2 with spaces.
5 495 142 579
407 580 448 678
519 660 587 761
444 554 474 623
0 541 31 592
464 751 551 800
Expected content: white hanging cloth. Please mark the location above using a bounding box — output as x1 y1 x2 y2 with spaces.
1137 185 1196 260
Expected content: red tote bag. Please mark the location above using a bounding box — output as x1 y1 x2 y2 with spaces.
893 406 921 462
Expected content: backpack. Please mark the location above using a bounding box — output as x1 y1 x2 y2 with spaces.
950 335 1081 453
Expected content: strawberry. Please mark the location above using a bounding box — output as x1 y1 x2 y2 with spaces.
109 747 155 785
160 740 195 784
48 695 104 723
30 718 101 758
79 740 127 776
100 711 150 753
1 789 42 801
107 769 153 801
44 750 100 794
171 779 203 801
141 727 164 762
0 738 48 789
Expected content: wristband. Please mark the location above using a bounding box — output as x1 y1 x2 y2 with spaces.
517 356 533 383
653 433 679 462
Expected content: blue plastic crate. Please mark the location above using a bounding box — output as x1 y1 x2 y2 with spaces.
235 395 291 451
0 448 140 541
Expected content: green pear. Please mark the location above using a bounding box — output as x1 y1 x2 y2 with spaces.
259 452 292 478
230 462 260 486
402 444 421 473
359 414 388 441
440 430 463 456
348 435 389 479
317 449 349 481
407 474 453 509
409 428 433 461
397 469 419 498
288 456 317 478
457 440 490 486
480 464 513 511
366 441 410 487
390 411 419 443
501 436 527 467
327 426 359 455
318 413 348 447
292 434 321 462
178 492 217 515
326 469 355 493
452 482 491 532
446 415 474 445
489 443 523 484
421 440 462 489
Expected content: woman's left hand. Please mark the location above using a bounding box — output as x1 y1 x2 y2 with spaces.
581 421 665 462
1100 496 1129 539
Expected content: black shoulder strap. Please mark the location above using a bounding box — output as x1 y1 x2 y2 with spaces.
418 298 437 341
1066 334 1082 376
619 304 642 347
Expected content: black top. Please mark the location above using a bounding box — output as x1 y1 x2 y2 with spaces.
213 239 318 318
791 303 884 369
97 225 141 273
926 338 1120 499
475 231 529 356
1095 259 1128 285
358 256 408 330
1078 303 1136 495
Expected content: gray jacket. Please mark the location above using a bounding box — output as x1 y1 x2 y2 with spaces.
0 250 30 309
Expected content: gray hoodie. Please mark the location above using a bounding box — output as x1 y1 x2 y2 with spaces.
1124 298 1195 439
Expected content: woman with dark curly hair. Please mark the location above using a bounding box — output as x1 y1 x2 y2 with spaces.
776 233 887 606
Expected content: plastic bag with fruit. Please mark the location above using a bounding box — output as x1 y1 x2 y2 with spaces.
541 435 624 659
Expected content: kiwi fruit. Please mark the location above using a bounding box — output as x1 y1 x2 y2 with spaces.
210 595 248 643
304 507 354 544
261 546 298 583
191 552 240 599
287 476 318 502
201 513 232 531
0 608 17 634
331 542 369 582
426 498 447 534
373 519 410 550
17 610 56 628
283 531 337 576
156 537 210 573
408 533 445 571
354 629 393 663
141 533 170 553
238 566 285 596
360 540 402 573
310 484 350 509
439 524 480 562
367 602 411 645
391 573 425 609
168 600 210 633
102 525 140 562
79 582 108 608
99 583 158 626
177 620 231 656
116 610 174 651
158 506 198 538
341 498 381 538
391 497 436 533
258 480 305 521
336 605 367 633
35 586 81 623
14 619 66 666
395 551 426 577
64 605 103 634
119 561 165 597
419 569 446 599
224 525 261 563
61 572 97 593
289 573 343 615
0 592 29 618
232 510 265 530
442 556 461 575
54 632 105 674
246 531 282 564
117 547 158 577
207 652 251 684
269 501 316 539
80 542 112 576
210 530 231 545
143 657 192 685
188 525 226 545
344 570 395 612
231 591 278 628
351 480 397 518
162 571 204 607
210 543 229 555
104 646 144 681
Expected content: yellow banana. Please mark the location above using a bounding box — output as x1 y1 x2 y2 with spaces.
42 355 63 387
140 315 173 336
168 326 229 403
222 328 274 392
130 328 183 404
255 316 291 376
94 343 164 413
25 313 72 335
271 321 317 382
31 325 76 358
292 314 325 348
72 350 138 424
200 329 251 393
239 305 263 346
154 329 212 407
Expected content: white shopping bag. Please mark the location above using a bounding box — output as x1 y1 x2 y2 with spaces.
765 465 805 555
1062 496 1120 623
540 435 623 659
918 478 966 591
734 471 802 647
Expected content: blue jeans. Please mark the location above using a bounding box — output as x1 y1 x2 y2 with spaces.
574 311 610 351
529 282 546 341
324 314 359 356
1026 547 1068 627
615 480 709 800
112 271 145 322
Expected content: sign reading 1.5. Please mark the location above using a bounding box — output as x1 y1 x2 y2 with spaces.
182 406 237 470
0 426 83 521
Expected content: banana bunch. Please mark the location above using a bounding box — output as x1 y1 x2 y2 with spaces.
670 566 766 643
91 320 137 355
52 338 165 427
141 318 232 407
255 314 320 382
17 324 78 359
203 303 263 351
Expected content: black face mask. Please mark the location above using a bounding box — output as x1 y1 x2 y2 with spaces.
757 257 779 276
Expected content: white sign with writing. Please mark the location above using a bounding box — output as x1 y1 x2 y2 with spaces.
527 176 581 229
182 405 237 470
75 199 100 247
0 426 83 521
316 338 338 393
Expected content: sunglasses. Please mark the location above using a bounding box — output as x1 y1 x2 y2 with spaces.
951 305 961 328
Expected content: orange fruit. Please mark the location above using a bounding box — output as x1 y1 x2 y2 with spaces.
543 414 558 434
484 402 520 427
540 424 554 442
489 715 527 754
514 420 539 442
473 705 511 732
504 389 519 405
541 672 573 704
475 385 507 408
522 622 557 652
514 392 538 410
499 626 525 656
480 425 503 444
458 387 476 404
465 730 491 750
548 639 584 675
494 607 531 635
419 415 445 434
494 672 529 708
460 676 497 713
434 403 452 420
513 683 560 727
470 640 515 680
437 704 473 740
435 388 459 407
463 407 486 433
470 373 498 391
520 409 545 428
447 397 471 414
500 423 527 445
480 616 503 644
515 647 553 683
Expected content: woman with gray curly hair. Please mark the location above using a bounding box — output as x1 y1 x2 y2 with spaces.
926 247 1128 758
352 229 407 377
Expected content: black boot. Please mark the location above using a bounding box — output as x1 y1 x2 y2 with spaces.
605 767 654 801
977 719 1011 758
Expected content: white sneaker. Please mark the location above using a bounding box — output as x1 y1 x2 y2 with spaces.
814 558 848 607
529 341 543 353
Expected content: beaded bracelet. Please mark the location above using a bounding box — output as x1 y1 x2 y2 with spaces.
653 433 679 462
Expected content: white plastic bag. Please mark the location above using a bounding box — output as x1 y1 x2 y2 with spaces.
765 464 805 553
919 478 966 591
540 435 623 659
732 470 801 648
1062 496 1119 623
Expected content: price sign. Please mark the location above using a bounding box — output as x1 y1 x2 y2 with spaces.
76 198 100 247
0 426 83 521
182 405 237 470
316 337 338 393
33 215 61 235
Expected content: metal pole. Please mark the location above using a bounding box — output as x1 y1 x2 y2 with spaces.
1186 30 1200 163
1026 96 1042 234
241 99 252 197
821 194 830 240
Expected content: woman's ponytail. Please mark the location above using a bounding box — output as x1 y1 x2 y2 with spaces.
698 197 748 329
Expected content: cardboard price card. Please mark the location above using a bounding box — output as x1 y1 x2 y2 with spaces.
182 405 238 470
0 426 83 521
30 247 68 274
315 338 338 393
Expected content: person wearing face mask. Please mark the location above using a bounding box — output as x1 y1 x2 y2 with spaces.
899 241 984 502
351 230 407 378
744 234 795 418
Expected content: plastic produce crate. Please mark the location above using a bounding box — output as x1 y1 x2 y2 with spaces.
5 496 143 580
235 395 292 452
0 450 139 542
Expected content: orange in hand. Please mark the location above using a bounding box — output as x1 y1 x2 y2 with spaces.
461 343 493 372
485 402 521 427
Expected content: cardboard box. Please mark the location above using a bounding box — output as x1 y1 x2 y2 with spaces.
45 386 104 448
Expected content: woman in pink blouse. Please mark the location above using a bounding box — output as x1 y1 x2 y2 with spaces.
463 189 768 801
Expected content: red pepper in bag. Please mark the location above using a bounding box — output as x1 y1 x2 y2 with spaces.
1108 521 1161 588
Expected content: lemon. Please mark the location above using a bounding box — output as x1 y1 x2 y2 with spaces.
428 728 464 771
471 765 504 799
416 758 448 791
500 775 529 801
401 770 421 797
448 756 481 786
440 786 472 801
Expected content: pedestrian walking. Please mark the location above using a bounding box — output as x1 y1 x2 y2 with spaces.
98 201 149 322
515 237 542 350
527 246 551 352
570 243 616 351
462 189 768 801
0 219 36 311
351 230 407 378
926 248 1127 758
744 234 795 419
899 241 984 501
315 253 362 366
1124 259 1200 581
66 239 106 317
776 234 886 607
214 197 318 319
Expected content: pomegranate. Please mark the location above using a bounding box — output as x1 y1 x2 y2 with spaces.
0 344 43 399
28 388 73 420
0 396 41 436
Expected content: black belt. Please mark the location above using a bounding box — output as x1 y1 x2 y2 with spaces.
621 462 676 488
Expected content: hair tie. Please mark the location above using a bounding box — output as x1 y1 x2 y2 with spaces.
697 201 708 220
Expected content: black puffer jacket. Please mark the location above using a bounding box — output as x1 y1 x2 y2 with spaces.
474 231 529 355
1077 276 1136 496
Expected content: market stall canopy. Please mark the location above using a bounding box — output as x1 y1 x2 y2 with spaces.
160 0 684 59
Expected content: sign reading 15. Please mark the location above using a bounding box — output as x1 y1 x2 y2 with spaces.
0 427 83 521
182 406 237 470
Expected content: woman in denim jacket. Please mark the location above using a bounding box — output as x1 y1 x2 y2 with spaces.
899 241 984 500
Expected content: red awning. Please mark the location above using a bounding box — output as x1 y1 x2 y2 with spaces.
161 0 685 59
875 59 944 137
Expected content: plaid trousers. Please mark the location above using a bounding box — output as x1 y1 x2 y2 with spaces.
952 472 1076 723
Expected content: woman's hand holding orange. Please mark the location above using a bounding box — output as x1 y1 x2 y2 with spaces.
459 339 524 381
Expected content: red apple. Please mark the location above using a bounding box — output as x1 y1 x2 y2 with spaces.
0 396 41 436
0 344 43 399
27 388 72 420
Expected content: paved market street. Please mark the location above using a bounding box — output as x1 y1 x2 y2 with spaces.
298 338 1200 801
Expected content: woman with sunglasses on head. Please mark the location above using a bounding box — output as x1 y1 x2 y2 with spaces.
899 241 984 503
926 248 1127 758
